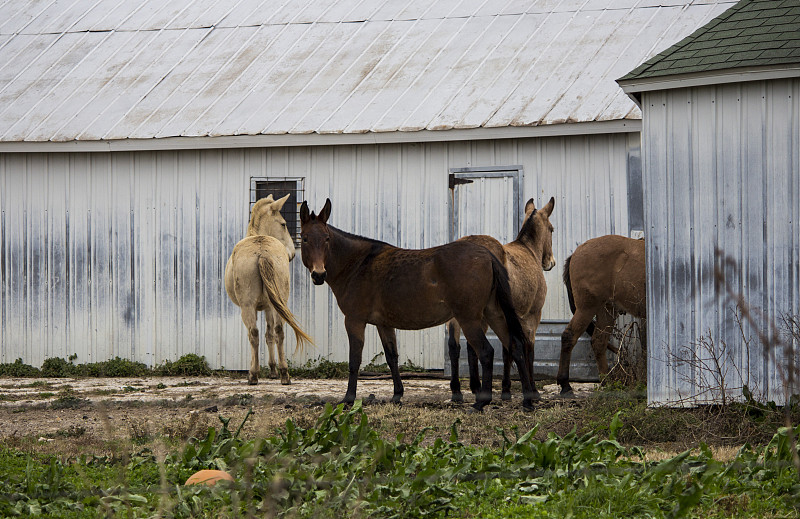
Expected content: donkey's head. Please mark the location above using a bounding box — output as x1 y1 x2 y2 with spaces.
299 199 332 285
248 193 295 261
522 197 556 271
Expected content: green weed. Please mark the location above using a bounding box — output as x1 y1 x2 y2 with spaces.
1 405 798 518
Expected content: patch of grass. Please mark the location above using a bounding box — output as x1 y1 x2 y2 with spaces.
174 380 202 387
289 357 349 379
0 358 40 377
85 356 149 377
55 425 86 438
50 388 90 410
154 353 211 376
223 393 254 407
40 357 78 378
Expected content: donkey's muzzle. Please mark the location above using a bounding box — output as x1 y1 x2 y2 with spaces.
311 271 327 285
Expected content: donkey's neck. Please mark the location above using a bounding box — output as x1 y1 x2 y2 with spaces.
514 221 546 262
324 226 386 290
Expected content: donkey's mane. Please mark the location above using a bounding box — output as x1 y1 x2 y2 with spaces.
514 209 538 242
328 225 391 247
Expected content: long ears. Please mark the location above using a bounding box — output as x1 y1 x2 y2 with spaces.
524 198 536 215
299 199 332 224
542 196 555 217
271 193 290 212
318 199 332 224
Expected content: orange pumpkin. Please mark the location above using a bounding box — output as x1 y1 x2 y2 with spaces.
184 469 234 486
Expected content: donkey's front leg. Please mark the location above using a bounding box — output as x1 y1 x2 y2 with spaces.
342 317 367 405
377 325 404 404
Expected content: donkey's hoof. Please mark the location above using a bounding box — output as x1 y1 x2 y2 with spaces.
557 389 575 398
501 391 512 401
451 393 464 403
280 378 291 385
247 378 258 386
470 400 490 413
467 406 483 414
522 402 536 412
391 395 403 405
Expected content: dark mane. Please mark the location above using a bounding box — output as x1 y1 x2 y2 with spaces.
329 225 394 262
515 209 537 242
329 225 393 248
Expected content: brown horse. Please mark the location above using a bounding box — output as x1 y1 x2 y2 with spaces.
225 194 313 385
300 199 538 411
558 234 646 394
449 197 556 402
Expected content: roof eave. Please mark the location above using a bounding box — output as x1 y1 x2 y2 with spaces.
617 64 800 97
0 120 642 153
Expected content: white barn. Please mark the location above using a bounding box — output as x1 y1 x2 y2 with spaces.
0 0 735 375
618 0 800 405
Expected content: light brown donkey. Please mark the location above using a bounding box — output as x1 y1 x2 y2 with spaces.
448 197 556 402
225 194 313 385
558 234 645 395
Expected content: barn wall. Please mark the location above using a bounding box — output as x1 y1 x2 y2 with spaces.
642 79 800 405
0 132 634 370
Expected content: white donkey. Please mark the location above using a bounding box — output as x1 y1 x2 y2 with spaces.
225 194 312 385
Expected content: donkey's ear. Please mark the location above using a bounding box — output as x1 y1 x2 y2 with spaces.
524 198 536 215
272 193 290 212
542 196 555 217
318 199 332 224
300 201 310 224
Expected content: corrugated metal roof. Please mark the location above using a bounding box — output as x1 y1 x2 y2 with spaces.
0 0 736 143
620 0 800 83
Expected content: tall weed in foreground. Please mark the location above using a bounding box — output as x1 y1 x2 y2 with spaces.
1 404 799 518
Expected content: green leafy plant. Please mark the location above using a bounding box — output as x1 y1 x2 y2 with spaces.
154 354 212 376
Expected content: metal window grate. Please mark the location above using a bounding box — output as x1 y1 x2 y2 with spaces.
250 177 304 247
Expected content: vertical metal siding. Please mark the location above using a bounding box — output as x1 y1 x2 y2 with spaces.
1 132 634 370
642 79 800 406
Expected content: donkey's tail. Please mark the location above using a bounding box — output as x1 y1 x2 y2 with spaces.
489 254 531 352
258 256 314 353
562 255 595 337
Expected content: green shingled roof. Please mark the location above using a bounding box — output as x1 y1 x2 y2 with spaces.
619 0 800 82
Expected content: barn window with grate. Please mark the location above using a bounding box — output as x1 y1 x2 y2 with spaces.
250 177 304 248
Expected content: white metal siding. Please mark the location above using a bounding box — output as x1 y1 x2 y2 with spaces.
1 133 633 370
642 79 800 406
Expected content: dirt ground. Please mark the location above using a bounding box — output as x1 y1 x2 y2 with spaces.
0 374 599 456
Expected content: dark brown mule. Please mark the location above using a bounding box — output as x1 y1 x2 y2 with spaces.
300 199 538 411
448 197 556 402
558 234 646 394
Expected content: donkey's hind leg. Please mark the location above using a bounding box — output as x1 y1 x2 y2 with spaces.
461 322 494 412
265 305 290 384
557 308 596 395
489 316 539 411
447 320 464 403
269 315 291 385
501 349 512 401
265 313 279 379
241 307 260 385
590 304 616 378
467 341 480 395
377 325 404 404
